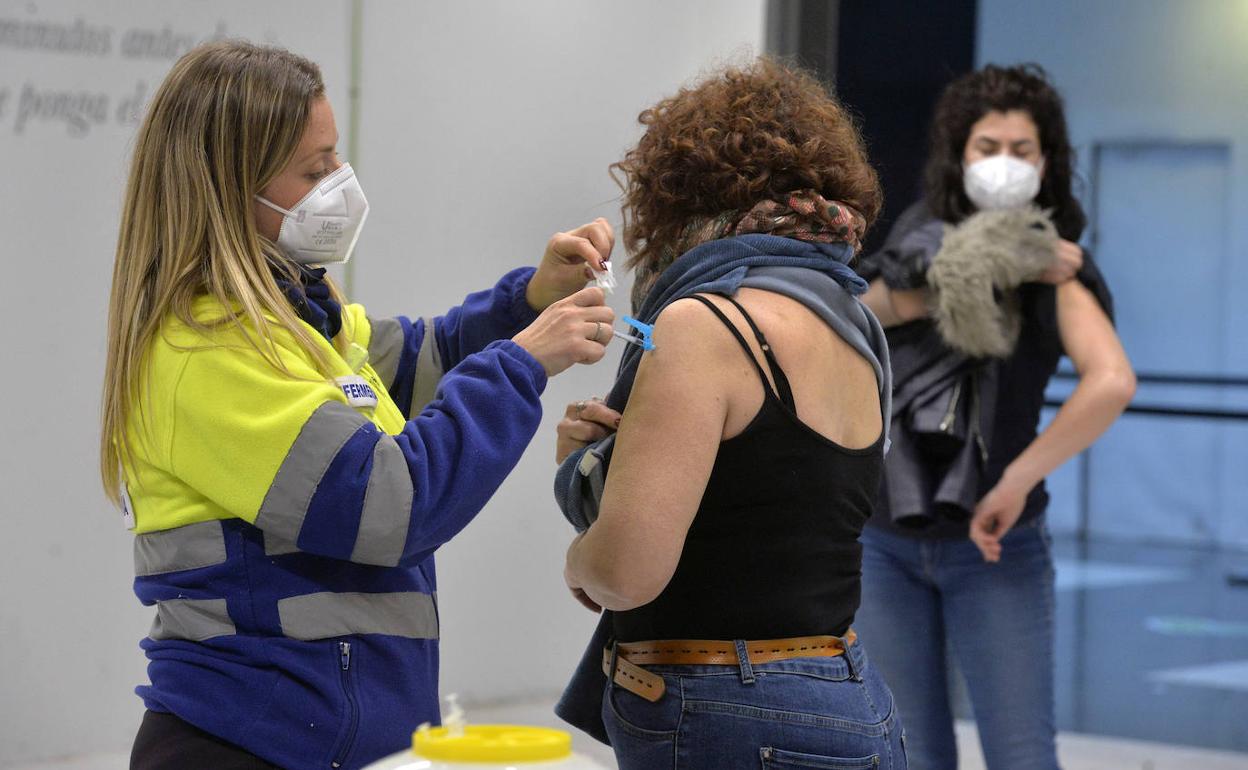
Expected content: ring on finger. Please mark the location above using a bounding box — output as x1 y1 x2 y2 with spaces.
575 400 587 419
592 321 604 343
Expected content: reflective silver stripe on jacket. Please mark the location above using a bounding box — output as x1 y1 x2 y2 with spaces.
278 591 439 640
256 401 414 566
148 598 235 641
351 437 414 566
147 592 438 642
134 520 228 576
263 533 300 557
255 402 371 544
366 316 405 389
411 317 444 412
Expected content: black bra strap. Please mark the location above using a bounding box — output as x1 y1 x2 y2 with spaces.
686 294 794 408
717 295 796 408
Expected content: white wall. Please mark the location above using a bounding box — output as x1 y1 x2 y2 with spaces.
0 0 350 763
351 0 765 706
978 0 1248 548
0 0 763 763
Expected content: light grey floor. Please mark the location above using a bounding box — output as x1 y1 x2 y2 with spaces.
10 708 1248 770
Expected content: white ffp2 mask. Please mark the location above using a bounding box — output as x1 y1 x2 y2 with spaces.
257 163 370 265
963 155 1042 211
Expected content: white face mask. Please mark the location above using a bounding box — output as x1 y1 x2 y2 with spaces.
963 155 1043 211
256 163 370 265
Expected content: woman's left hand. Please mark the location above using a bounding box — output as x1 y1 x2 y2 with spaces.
527 218 615 311
556 397 622 464
969 476 1030 562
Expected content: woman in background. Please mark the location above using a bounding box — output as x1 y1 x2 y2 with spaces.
855 64 1136 770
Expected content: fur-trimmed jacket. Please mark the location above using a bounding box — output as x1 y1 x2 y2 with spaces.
862 203 1057 528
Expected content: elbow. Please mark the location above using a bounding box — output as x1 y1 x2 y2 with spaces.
593 569 666 612
1111 367 1137 408
576 557 668 612
569 522 681 612
1094 366 1136 412
1122 370 1138 406
603 587 662 613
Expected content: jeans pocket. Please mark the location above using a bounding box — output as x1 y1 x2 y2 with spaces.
761 746 880 769
603 681 680 770
602 679 679 742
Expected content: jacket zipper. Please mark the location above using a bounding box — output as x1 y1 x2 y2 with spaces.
331 641 358 769
938 380 963 434
970 374 989 464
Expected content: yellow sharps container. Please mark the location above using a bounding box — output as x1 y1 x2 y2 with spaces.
361 723 609 769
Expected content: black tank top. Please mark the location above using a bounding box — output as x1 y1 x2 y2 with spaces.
612 294 884 642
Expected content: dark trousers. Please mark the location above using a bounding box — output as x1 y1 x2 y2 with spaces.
131 710 279 770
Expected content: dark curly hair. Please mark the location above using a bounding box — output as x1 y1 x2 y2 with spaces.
924 63 1085 241
613 57 882 272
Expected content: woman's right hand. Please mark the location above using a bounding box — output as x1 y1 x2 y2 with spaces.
1037 238 1084 284
556 397 622 463
512 286 615 377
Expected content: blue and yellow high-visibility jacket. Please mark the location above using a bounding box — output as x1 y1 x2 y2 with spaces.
123 267 546 769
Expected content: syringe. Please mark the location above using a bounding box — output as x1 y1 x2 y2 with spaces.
613 316 656 351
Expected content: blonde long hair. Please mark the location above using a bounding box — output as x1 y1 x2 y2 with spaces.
101 40 340 503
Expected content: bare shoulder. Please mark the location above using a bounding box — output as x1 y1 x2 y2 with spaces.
621 296 740 442
647 296 742 361
627 296 758 415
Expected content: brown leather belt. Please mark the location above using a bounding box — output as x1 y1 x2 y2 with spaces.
602 630 857 702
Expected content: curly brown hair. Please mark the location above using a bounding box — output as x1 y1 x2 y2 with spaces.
613 57 882 273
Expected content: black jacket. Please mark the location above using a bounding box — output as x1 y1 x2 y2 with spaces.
860 201 1114 536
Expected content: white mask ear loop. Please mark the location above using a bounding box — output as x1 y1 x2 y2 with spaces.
256 195 300 220
255 162 356 220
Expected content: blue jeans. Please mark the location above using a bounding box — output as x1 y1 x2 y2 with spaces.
603 638 906 769
855 520 1058 770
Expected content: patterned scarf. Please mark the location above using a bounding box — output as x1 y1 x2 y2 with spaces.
631 190 866 310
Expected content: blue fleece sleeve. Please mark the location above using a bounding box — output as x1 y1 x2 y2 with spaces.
386 268 540 417
434 267 541 366
290 340 548 566
392 340 547 564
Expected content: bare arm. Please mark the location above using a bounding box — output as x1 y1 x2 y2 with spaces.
969 279 1136 561
564 300 730 611
861 278 929 328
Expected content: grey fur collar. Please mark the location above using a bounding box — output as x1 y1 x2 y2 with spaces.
926 205 1057 358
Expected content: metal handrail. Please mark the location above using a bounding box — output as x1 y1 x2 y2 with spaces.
1046 369 1248 420
1051 370 1248 388
1044 372 1248 548
1044 399 1248 421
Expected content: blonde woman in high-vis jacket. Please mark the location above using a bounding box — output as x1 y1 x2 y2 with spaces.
102 41 614 770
